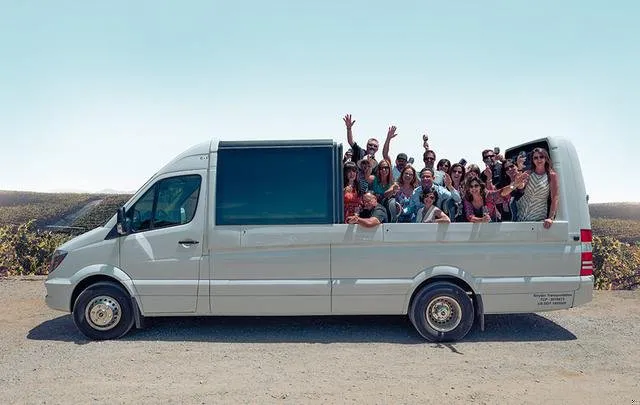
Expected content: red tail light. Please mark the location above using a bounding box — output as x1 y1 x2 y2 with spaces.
580 229 593 276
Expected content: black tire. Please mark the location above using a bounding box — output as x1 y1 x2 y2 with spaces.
73 281 135 340
410 281 474 342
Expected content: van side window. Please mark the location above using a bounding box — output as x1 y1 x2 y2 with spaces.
127 175 202 232
129 186 155 232
216 146 334 225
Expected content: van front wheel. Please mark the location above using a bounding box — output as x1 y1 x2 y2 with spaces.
73 282 135 340
410 282 474 342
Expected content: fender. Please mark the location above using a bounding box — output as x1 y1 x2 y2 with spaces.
402 265 479 311
69 264 142 312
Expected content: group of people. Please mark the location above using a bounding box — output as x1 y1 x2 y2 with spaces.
341 114 559 229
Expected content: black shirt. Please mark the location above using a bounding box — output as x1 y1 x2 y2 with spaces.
360 204 388 224
350 142 378 167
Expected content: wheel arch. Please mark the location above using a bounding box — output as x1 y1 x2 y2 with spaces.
404 265 480 315
69 265 139 313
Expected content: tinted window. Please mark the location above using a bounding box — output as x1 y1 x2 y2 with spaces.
216 146 334 225
127 175 201 232
128 186 155 232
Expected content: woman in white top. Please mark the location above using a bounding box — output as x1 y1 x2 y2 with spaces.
516 147 559 229
415 188 451 223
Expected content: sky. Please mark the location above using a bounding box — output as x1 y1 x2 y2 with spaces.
0 1 638 203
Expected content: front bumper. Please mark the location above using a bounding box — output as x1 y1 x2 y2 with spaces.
45 278 74 312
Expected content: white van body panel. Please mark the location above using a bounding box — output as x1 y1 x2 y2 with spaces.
118 169 207 314
46 136 593 326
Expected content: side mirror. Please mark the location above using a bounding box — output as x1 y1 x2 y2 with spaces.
116 206 129 235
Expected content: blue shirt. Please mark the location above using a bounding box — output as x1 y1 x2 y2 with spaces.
408 183 461 220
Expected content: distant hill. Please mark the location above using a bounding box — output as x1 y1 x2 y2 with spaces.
589 203 640 221
0 190 103 228
0 190 131 231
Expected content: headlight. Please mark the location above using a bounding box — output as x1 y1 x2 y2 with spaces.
49 250 68 273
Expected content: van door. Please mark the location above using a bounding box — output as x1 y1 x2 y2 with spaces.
209 142 337 315
120 171 206 313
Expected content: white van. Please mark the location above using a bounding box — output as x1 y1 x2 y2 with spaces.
45 137 593 341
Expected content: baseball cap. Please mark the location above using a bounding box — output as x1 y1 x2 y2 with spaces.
397 153 408 161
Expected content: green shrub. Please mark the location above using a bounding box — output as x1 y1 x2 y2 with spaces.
592 236 640 290
0 221 71 276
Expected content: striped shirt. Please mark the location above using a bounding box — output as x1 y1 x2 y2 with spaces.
516 171 550 221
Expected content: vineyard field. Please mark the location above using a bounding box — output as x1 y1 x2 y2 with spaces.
0 191 103 228
72 194 132 230
592 218 640 244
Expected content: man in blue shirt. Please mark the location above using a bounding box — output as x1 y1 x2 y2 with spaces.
407 168 461 221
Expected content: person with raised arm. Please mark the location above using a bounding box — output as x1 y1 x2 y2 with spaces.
343 114 379 166
381 125 409 181
515 147 559 229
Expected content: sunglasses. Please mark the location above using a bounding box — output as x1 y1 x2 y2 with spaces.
533 155 545 160
367 143 378 148
484 154 495 159
506 165 516 170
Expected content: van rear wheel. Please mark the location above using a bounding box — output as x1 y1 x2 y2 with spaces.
410 281 474 342
73 282 135 340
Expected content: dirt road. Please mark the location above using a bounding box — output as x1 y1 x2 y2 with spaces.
0 278 638 404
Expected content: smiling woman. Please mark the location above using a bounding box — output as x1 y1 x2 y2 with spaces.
516 147 559 229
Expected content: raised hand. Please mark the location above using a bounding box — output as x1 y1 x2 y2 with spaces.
343 114 356 129
483 165 492 179
422 132 429 150
515 171 529 188
387 125 398 139
443 172 453 188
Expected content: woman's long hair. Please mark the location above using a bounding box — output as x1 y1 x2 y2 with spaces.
343 161 360 195
531 147 555 174
436 159 451 172
464 177 487 204
448 163 466 188
375 159 393 187
397 165 419 188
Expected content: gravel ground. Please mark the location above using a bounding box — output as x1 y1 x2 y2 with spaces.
0 277 639 404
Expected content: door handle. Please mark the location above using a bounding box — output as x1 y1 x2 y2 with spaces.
178 240 200 246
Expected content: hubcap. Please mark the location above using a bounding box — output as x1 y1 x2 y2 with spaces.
85 296 121 331
425 296 462 332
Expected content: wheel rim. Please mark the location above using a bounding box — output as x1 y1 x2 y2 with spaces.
85 295 121 331
425 295 462 332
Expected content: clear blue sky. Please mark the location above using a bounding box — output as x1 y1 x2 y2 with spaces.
1 1 637 203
